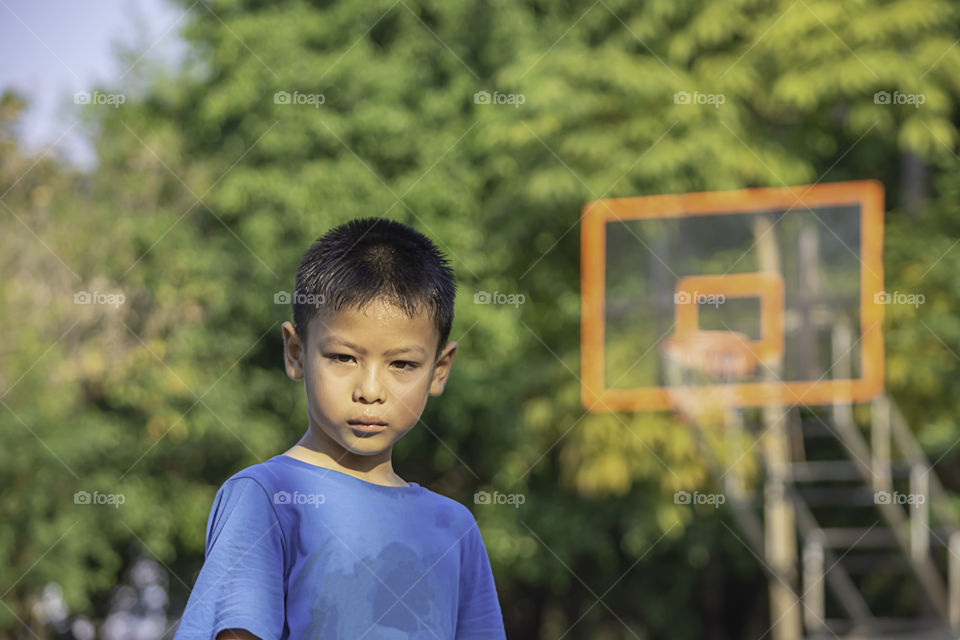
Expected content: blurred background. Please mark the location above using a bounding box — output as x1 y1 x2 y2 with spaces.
3 0 960 638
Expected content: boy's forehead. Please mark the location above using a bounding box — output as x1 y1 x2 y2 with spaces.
308 298 438 349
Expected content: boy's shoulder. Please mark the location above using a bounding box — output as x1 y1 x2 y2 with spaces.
217 455 478 525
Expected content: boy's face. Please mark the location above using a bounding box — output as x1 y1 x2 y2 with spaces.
281 297 456 461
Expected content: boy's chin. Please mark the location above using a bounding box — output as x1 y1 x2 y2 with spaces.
337 430 394 454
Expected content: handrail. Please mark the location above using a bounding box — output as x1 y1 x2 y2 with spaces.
886 394 960 531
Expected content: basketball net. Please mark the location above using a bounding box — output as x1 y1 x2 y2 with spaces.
661 329 758 427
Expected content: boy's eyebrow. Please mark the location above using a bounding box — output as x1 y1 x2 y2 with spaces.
323 336 427 357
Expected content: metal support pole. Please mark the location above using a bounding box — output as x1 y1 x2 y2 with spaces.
871 394 892 492
724 406 745 500
755 214 801 640
910 464 929 562
950 531 960 629
802 533 826 633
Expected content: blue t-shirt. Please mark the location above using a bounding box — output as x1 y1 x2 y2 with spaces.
174 455 506 640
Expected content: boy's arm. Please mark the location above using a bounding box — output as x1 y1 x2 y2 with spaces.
456 520 507 639
175 477 286 640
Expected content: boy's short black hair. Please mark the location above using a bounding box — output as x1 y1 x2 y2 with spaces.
292 217 457 360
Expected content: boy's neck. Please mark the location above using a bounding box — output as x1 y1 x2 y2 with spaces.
283 438 408 487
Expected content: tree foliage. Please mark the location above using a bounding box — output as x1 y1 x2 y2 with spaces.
3 0 960 637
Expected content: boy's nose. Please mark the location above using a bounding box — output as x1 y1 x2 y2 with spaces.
353 368 385 403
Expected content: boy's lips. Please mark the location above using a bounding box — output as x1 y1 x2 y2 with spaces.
347 417 388 434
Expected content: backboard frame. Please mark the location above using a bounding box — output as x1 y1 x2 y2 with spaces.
580 180 885 412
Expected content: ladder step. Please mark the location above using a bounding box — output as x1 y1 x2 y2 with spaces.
835 552 909 574
817 618 955 638
788 460 911 482
799 419 838 438
816 526 957 549
819 526 898 548
795 485 877 506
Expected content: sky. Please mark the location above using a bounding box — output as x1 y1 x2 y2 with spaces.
0 0 188 167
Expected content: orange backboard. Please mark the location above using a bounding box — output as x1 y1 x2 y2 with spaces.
580 181 885 412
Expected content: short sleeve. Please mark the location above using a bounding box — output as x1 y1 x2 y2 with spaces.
456 521 506 639
174 478 287 640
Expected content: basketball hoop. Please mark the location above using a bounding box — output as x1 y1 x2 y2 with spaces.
661 330 758 425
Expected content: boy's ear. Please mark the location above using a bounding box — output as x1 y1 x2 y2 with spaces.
429 341 457 396
281 321 305 381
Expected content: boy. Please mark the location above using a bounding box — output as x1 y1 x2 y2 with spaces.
174 218 507 639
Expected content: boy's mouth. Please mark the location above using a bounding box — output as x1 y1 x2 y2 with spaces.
347 417 388 435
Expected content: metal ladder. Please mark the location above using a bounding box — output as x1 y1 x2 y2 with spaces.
791 391 960 638
689 375 960 638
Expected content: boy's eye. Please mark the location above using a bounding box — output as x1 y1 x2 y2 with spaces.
325 354 418 370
